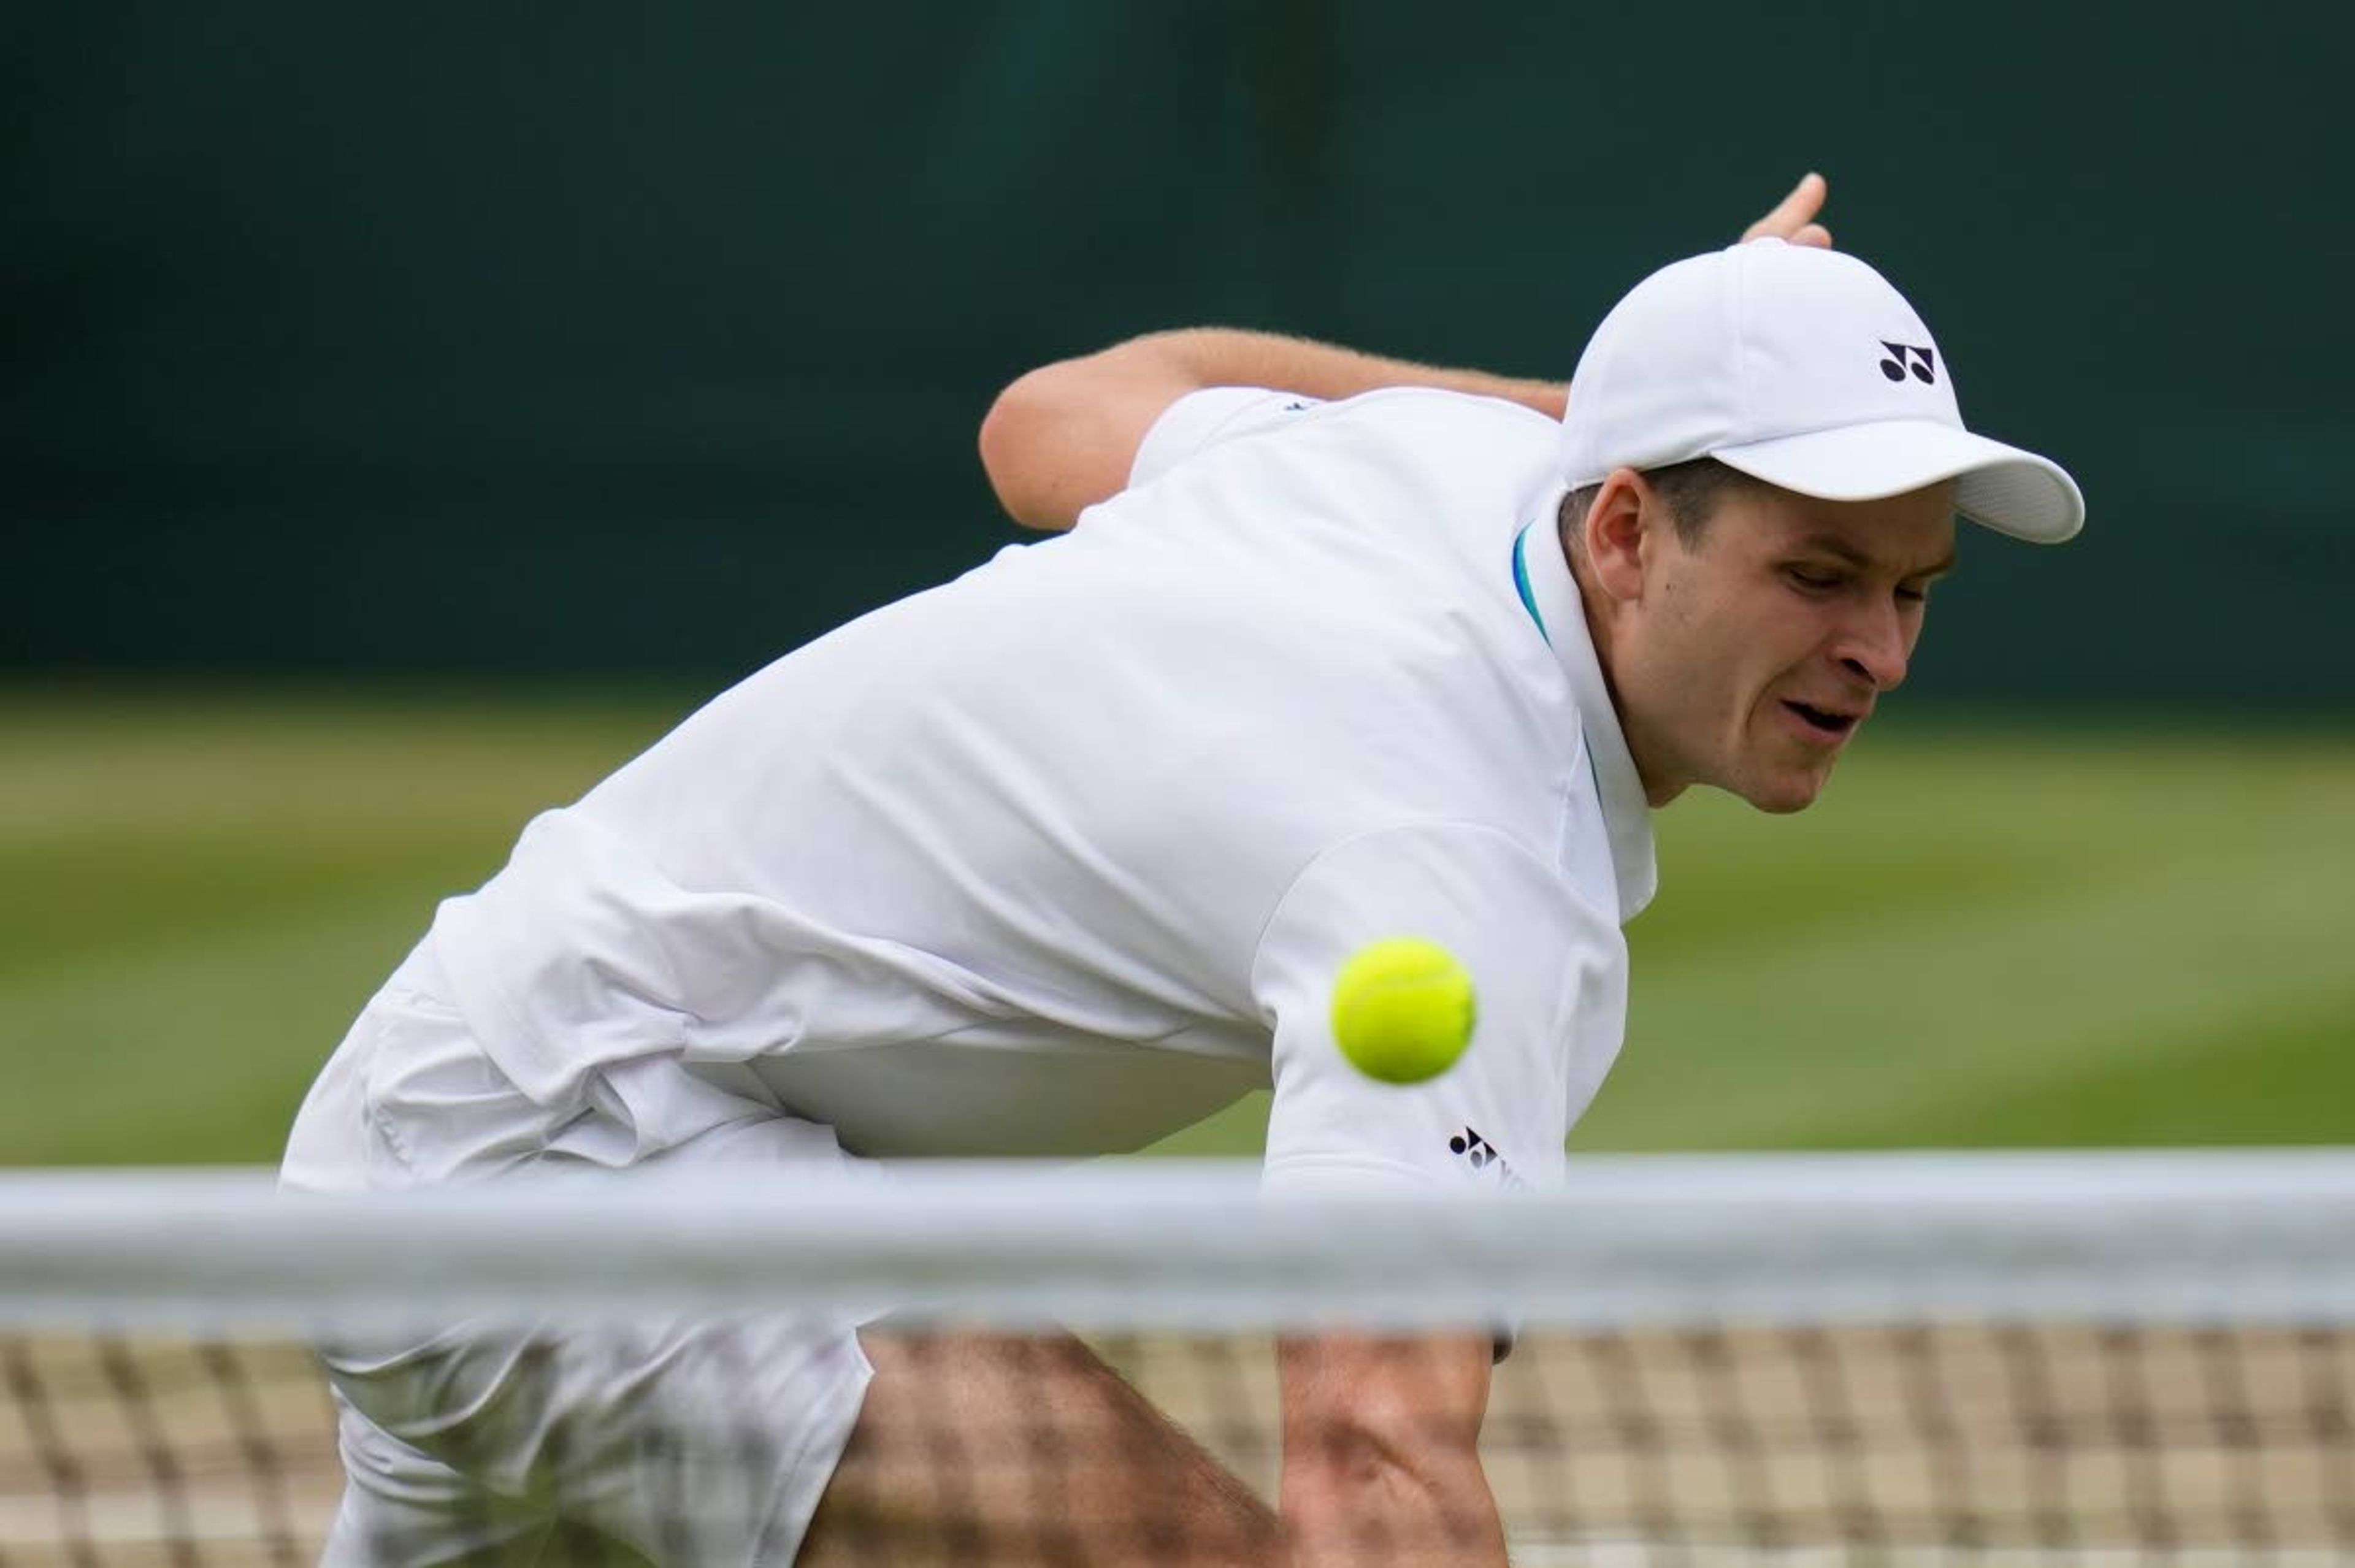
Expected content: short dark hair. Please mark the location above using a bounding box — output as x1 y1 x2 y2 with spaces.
1557 456 1761 555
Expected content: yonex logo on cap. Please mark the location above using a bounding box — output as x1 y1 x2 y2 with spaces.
1879 342 1937 385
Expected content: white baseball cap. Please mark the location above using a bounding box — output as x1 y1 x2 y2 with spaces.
1558 238 2083 543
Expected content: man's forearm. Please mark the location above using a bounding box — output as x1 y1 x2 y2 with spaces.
976 329 1564 532
1125 327 1566 420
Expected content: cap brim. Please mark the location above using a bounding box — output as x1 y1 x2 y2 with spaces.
1711 419 2085 543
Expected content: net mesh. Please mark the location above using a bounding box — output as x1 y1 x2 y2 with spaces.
7 1153 2355 1566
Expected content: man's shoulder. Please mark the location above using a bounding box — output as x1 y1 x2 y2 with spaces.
1283 389 1563 526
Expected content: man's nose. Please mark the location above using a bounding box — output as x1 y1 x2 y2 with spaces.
1836 599 1911 691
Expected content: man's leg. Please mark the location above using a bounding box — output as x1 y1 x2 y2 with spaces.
318 1313 873 1567
798 1329 1281 1568
318 1388 560 1567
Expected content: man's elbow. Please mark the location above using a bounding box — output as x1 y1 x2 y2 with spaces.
1289 1393 1484 1496
976 367 1068 531
1278 1332 1503 1562
1281 1412 1496 1564
1282 1369 1488 1524
979 341 1191 532
1290 1415 1465 1502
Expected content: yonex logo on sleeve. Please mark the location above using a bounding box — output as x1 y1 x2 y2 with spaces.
1449 1127 1526 1189
1878 342 1936 384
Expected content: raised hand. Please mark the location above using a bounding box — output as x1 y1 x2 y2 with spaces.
1742 172 1833 249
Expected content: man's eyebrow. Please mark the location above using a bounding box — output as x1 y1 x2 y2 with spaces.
1791 533 1956 580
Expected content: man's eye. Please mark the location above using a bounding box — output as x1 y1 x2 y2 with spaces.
1897 586 1930 605
1786 568 1840 591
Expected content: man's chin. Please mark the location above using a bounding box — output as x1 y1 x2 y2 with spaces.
1732 761 1836 815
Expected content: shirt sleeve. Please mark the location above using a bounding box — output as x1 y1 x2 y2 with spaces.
1128 386 1325 489
1252 822 1627 1199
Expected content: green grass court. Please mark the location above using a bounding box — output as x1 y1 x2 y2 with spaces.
7 687 2350 1166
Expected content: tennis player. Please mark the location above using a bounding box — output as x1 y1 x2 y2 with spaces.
282 174 2083 1566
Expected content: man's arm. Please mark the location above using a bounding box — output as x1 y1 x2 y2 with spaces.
976 329 1564 532
1279 1331 1506 1567
976 173 1833 534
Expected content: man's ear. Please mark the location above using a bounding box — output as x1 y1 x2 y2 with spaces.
1581 469 1653 604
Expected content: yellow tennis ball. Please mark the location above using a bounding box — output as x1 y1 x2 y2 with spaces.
1329 938 1477 1085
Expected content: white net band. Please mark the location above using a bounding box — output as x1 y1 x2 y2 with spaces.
9 1150 2355 1333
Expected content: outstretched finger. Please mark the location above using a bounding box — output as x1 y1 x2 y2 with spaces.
1742 172 1828 243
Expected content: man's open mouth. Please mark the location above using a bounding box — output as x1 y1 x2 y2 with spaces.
1783 700 1859 738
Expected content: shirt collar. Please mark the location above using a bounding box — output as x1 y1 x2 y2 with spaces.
1513 489 1658 920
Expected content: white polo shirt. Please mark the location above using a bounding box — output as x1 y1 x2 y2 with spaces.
427 386 1656 1193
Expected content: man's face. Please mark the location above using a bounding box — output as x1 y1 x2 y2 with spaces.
1606 478 1956 813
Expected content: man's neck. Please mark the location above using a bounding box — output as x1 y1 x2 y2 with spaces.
1557 522 1683 808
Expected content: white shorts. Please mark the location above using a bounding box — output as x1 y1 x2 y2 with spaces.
283 938 876 1567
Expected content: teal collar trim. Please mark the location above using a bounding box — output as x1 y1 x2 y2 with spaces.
1508 494 1662 921
1512 526 1550 646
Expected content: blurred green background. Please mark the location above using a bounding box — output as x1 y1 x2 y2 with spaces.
5 4 2349 1163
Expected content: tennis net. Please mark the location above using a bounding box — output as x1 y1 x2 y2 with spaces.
6 1152 2354 1565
